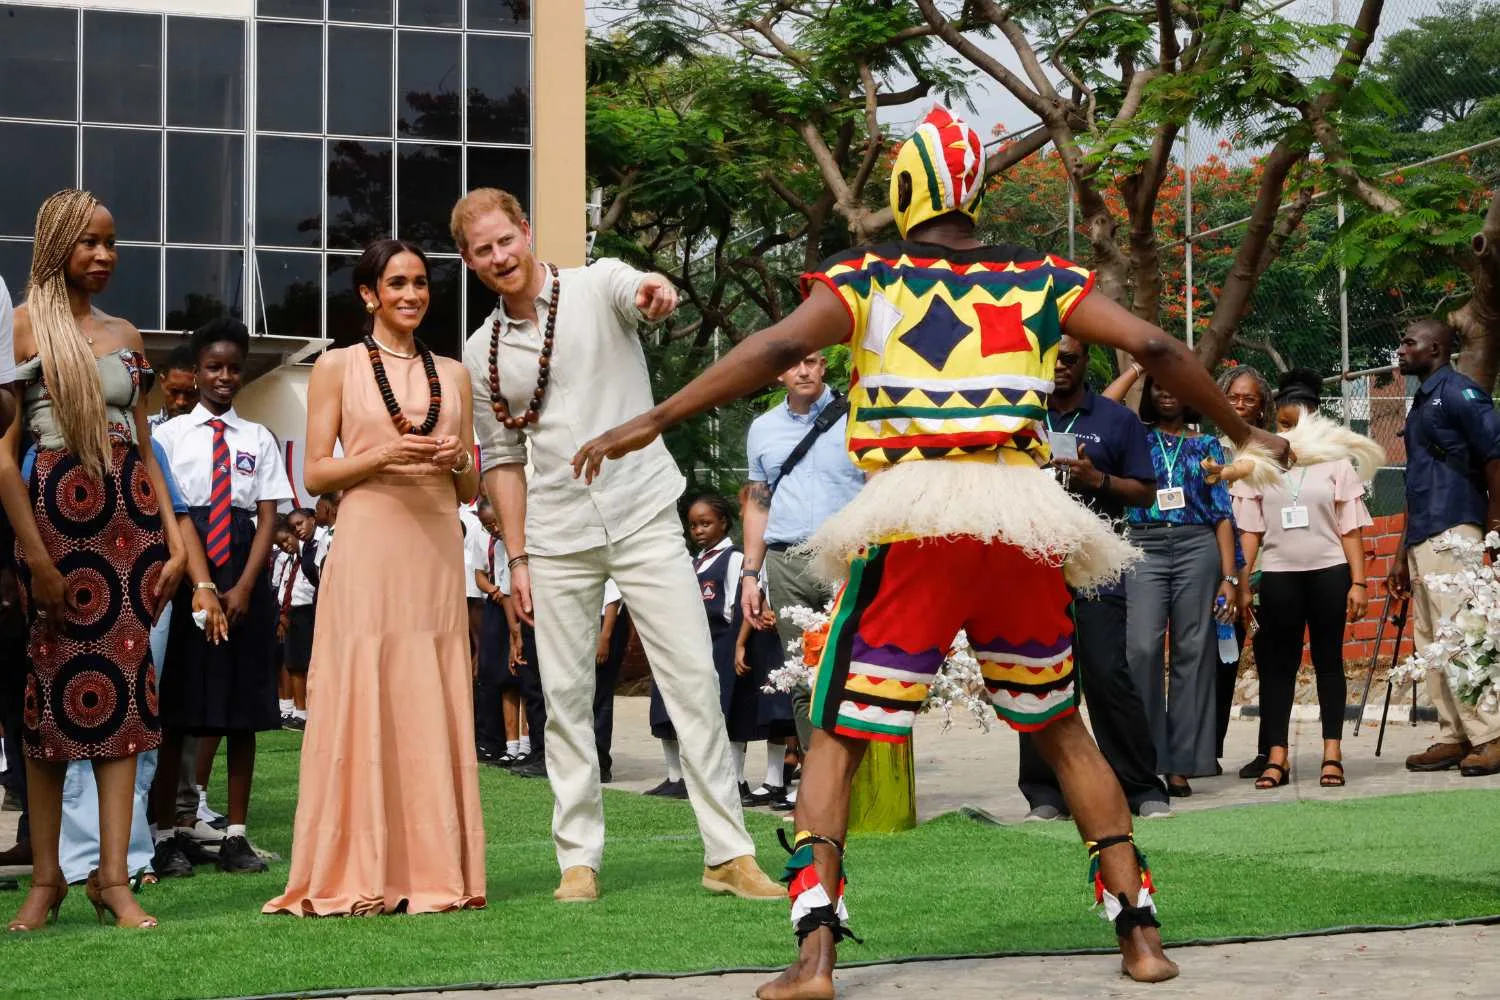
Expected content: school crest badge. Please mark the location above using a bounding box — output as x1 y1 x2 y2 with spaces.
701 581 718 601
235 451 257 475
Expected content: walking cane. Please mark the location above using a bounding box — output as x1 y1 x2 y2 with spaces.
1352 590 1397 736
1374 598 1410 758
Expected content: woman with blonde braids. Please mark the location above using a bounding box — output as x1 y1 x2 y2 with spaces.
0 190 188 931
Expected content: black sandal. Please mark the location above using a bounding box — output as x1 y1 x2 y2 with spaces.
1319 759 1345 787
1254 762 1289 789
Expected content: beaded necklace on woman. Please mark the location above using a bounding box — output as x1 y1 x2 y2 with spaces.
489 262 560 429
364 328 443 436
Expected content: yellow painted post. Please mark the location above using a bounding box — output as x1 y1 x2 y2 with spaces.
846 737 917 833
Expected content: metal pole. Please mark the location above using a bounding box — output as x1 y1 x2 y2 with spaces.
1067 180 1076 259
1184 124 1194 349
1338 195 1351 423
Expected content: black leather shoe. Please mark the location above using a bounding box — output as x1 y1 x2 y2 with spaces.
644 778 685 798
600 765 613 784
771 793 798 812
175 832 217 867
510 757 549 779
151 836 194 879
742 784 786 807
1238 755 1269 779
1166 778 1193 798
216 835 268 874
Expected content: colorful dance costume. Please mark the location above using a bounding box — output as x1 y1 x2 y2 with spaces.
783 106 1153 943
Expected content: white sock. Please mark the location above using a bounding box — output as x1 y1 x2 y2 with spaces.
731 741 747 783
293 708 307 720
765 744 786 787
506 740 520 756
662 739 683 782
279 698 293 714
518 735 532 756
151 824 169 844
196 785 208 804
226 823 247 839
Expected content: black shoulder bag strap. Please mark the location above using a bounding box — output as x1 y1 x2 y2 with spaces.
770 391 849 496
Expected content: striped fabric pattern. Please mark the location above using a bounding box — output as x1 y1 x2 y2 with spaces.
974 633 1075 731
205 418 232 567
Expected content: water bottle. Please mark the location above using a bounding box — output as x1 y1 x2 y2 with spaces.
1215 595 1239 664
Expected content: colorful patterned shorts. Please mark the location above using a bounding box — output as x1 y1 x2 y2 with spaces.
810 536 1076 742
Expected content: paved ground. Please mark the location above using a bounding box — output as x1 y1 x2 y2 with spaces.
4 699 1496 999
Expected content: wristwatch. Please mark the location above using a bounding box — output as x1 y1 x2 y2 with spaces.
1222 575 1240 587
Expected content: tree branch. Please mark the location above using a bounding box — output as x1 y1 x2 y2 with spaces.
850 63 885 201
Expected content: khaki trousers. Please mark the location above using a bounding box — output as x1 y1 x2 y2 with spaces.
530 504 754 872
1410 525 1500 746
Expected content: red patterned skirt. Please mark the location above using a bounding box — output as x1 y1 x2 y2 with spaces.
16 442 167 761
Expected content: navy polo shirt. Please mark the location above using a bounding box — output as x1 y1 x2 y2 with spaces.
1403 365 1500 547
1046 389 1156 595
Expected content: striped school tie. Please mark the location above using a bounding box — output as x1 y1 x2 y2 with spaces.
206 419 232 567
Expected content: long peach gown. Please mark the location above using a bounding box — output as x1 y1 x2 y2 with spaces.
264 345 486 916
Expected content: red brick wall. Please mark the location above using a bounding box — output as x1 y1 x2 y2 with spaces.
1332 512 1415 671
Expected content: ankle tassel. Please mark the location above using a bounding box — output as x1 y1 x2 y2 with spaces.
1085 833 1156 907
779 829 862 945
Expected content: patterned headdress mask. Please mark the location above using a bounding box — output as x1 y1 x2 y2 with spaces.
889 106 986 238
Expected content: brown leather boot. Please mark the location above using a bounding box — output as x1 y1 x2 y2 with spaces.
1460 739 1500 777
1405 741 1471 772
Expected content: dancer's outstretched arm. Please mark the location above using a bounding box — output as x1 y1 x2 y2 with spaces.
571 284 852 483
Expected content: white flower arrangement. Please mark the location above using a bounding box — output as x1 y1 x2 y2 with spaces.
764 604 995 732
1390 530 1500 715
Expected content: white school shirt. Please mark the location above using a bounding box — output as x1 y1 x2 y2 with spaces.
463 523 486 599
471 531 511 596
290 526 332 607
0 276 16 387
602 578 621 615
462 259 687 557
694 537 742 625
271 550 297 606
154 404 293 510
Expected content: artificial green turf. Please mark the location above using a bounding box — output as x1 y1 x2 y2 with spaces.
4 731 1500 1000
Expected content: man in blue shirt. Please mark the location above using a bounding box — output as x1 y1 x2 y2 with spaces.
1390 319 1500 777
1017 335 1169 818
741 352 865 806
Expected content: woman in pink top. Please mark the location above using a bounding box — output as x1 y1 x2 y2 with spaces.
1231 370 1372 790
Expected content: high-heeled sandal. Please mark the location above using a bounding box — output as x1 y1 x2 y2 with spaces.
1319 759 1346 787
7 878 67 931
85 870 157 929
1254 761 1289 789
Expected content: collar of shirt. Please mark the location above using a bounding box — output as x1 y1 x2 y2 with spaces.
493 268 556 331
186 403 246 429
783 385 834 425
1048 387 1096 420
1415 365 1456 402
695 536 733 565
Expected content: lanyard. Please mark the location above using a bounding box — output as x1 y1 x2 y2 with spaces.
1045 410 1081 436
1284 467 1309 505
1155 430 1186 487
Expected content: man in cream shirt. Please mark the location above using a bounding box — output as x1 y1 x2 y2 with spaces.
454 188 779 903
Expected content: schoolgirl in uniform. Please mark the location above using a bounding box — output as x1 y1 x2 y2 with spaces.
151 318 293 874
472 499 528 764
271 519 301 727
647 495 765 797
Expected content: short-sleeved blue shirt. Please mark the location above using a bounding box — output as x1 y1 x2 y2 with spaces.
1126 431 1233 527
1049 389 1156 596
1403 365 1500 547
746 386 866 547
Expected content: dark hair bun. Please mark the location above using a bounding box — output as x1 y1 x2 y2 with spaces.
1275 367 1321 406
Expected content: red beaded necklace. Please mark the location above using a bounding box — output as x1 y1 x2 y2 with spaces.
365 335 442 436
489 262 559 429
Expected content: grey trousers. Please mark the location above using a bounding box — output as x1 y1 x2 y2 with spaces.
1125 524 1221 778
765 547 838 750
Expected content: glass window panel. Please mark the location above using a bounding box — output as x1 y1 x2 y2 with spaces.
325 253 366 347
256 251 322 338
93 245 161 331
0 5 77 120
166 248 243 329
258 0 324 18
167 17 245 129
327 139 392 250
399 0 460 29
468 0 530 32
328 26 393 137
466 35 529 144
0 123 77 239
465 145 529 209
257 22 322 135
165 248 241 329
82 128 162 244
257 137 322 248
83 12 162 126
330 1 392 25
465 269 496 337
166 132 244 245
397 143 460 252
0 241 34 300
420 257 462 358
398 31 460 140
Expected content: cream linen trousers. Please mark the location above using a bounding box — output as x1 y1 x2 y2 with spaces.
530 503 756 872
1410 524 1500 747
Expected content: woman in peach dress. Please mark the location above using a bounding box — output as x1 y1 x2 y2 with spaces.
264 239 486 916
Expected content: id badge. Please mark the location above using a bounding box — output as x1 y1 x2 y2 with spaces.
1281 505 1310 530
1048 431 1078 462
1156 487 1186 511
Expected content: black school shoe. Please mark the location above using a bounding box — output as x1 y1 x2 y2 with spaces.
643 778 686 798
151 836 194 879
175 832 218 867
742 784 786 807
510 755 549 779
217 835 268 874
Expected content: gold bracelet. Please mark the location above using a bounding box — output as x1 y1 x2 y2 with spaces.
194 582 218 593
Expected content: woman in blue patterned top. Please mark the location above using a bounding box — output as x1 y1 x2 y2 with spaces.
1124 377 1238 797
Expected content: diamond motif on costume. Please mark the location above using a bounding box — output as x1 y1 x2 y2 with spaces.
863 292 903 361
897 296 970 371
975 302 1030 356
1023 299 1063 353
